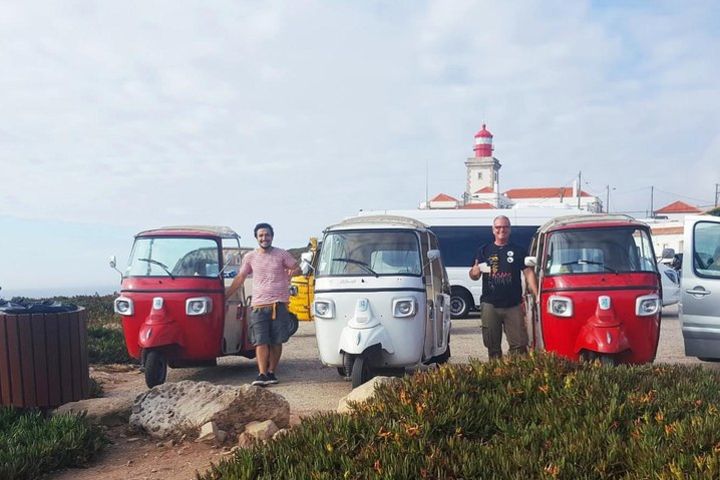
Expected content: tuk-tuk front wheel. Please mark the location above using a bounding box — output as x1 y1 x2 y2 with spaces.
350 354 372 389
581 350 616 367
144 350 168 388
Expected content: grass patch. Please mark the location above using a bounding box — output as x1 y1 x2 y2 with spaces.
0 407 107 480
201 354 720 479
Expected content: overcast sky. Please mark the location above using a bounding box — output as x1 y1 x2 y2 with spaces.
1 0 719 297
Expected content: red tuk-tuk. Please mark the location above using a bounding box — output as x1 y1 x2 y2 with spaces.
109 226 255 387
525 215 662 365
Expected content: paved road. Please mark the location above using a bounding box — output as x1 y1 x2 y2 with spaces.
147 304 715 416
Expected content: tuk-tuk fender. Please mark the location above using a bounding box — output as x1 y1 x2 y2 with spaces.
138 321 184 350
574 324 630 355
339 325 395 356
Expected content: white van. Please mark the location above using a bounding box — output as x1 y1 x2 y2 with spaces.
679 215 720 360
358 206 587 318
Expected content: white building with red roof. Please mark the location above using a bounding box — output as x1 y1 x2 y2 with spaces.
504 186 601 212
654 200 703 221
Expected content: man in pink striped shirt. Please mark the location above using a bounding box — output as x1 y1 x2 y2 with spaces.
226 223 299 386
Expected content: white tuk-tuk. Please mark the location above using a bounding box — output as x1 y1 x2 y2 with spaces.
309 215 452 387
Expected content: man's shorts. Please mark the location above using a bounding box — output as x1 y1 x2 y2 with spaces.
249 302 291 346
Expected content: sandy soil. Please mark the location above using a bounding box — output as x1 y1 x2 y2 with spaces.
48 306 705 480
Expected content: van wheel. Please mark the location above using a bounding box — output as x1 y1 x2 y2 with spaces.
287 313 299 337
450 291 472 319
351 355 372 388
144 351 168 388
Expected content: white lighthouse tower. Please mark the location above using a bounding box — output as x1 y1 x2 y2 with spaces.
464 124 502 206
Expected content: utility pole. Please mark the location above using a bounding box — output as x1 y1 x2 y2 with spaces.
606 185 610 213
577 171 582 209
650 185 654 218
715 183 719 208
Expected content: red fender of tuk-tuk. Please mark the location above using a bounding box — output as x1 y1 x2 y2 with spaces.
138 308 184 350
573 323 630 355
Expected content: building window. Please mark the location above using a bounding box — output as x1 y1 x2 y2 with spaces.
477 172 483 180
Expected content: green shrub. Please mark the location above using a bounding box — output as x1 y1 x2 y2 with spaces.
0 407 107 480
87 323 134 364
200 354 720 479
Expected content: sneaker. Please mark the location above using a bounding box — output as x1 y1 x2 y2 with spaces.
266 372 279 384
252 374 270 387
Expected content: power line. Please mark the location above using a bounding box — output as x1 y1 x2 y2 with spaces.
651 187 714 205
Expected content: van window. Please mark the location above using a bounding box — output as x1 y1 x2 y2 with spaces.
429 226 538 267
693 222 720 278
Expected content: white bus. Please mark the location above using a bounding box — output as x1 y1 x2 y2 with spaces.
358 206 587 318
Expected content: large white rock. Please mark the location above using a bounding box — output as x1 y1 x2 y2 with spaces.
130 381 290 439
337 376 400 413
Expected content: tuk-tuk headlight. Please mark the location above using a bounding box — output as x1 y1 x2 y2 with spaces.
313 300 335 319
289 285 299 296
186 297 212 316
114 297 134 316
636 294 660 316
548 296 573 317
392 298 416 318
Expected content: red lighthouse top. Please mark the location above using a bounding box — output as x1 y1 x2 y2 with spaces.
473 124 493 157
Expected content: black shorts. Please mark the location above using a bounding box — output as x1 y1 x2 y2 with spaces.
249 302 290 346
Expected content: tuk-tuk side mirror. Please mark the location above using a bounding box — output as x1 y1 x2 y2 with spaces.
109 255 123 281
300 251 315 276
524 256 537 268
427 249 441 261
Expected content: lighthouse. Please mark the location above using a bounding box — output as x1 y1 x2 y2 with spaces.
464 124 502 206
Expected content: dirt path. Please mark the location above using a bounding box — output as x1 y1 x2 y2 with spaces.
49 307 703 480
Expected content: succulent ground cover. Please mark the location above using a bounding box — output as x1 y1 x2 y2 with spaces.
201 354 720 479
0 408 107 480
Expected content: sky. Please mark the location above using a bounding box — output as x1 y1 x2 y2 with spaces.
1 0 719 297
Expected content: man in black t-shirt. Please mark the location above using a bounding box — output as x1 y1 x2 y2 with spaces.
469 215 538 359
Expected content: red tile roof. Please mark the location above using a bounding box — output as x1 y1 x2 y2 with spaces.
474 186 494 194
460 202 495 209
430 193 459 202
504 187 591 199
655 201 702 214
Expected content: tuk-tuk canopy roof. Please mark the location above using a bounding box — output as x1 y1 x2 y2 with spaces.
136 225 239 239
328 215 430 232
538 214 647 234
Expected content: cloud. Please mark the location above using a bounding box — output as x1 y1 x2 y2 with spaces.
0 0 719 291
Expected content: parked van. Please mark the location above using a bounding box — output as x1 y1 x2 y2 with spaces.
358 207 587 318
679 215 720 360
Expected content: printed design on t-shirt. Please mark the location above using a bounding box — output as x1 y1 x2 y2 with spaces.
486 251 513 293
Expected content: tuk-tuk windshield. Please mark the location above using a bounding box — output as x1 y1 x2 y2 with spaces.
126 237 220 278
317 230 421 277
544 227 657 275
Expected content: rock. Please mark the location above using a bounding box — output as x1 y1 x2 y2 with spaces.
236 432 255 449
130 380 290 439
337 376 400 413
244 420 278 441
54 395 134 426
272 428 289 440
216 429 228 443
197 421 219 443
